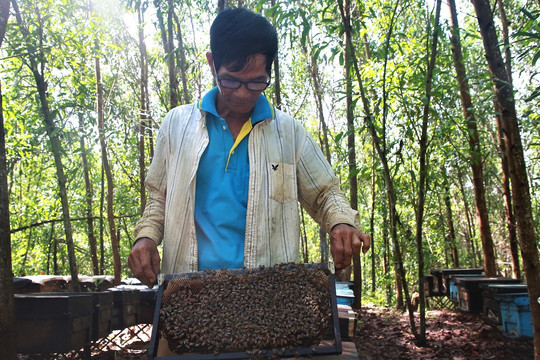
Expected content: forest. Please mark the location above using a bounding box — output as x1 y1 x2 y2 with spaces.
0 0 539 357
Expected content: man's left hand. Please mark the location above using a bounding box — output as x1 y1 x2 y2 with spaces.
329 223 371 274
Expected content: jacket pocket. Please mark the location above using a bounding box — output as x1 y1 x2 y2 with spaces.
268 162 296 203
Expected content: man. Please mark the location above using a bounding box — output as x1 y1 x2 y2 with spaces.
128 7 370 288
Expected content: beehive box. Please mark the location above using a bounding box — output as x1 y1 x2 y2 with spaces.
335 281 354 306
114 284 157 324
148 263 342 359
337 305 356 340
15 293 93 354
448 274 486 303
91 291 114 341
480 283 528 325
23 275 68 292
429 269 444 296
457 277 520 313
108 287 140 330
496 293 532 338
441 268 484 297
424 274 435 297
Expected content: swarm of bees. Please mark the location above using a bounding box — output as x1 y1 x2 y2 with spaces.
159 263 332 355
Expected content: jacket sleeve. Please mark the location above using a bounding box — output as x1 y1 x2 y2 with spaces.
295 123 359 232
133 112 171 246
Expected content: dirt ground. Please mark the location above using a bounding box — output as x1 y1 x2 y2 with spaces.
17 305 535 359
354 306 534 360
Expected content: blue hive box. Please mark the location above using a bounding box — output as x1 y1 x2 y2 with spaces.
335 281 354 306
496 292 532 338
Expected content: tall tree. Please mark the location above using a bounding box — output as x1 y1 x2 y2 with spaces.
413 0 443 345
448 0 496 276
90 0 121 284
442 169 459 267
78 113 99 275
12 0 80 291
154 0 179 109
495 0 520 280
173 10 190 104
471 0 540 357
137 0 149 215
342 0 362 309
0 0 16 357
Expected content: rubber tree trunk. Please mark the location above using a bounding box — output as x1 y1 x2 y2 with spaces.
138 4 149 215
95 55 121 285
471 0 540 357
442 170 459 267
341 0 362 309
173 11 190 105
0 1 16 357
413 0 443 346
78 114 99 275
495 0 520 280
13 1 80 291
305 34 331 264
448 0 497 276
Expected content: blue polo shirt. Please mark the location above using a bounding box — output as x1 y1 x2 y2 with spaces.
195 87 275 271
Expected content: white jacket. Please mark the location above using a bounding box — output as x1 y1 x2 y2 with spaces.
133 103 359 274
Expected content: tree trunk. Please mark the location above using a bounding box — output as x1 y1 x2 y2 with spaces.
13 0 80 291
338 0 412 328
442 170 459 267
300 206 309 263
166 0 178 108
95 54 121 285
494 102 520 279
173 11 190 104
456 163 479 267
0 51 17 360
448 0 497 276
154 0 178 109
342 0 361 309
305 34 330 264
495 0 520 280
270 0 281 109
0 1 16 356
370 147 376 292
471 0 540 357
138 4 149 215
413 0 442 346
78 114 99 275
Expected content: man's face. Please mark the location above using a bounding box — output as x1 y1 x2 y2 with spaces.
210 53 269 116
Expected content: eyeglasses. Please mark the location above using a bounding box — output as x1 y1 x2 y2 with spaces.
217 78 270 91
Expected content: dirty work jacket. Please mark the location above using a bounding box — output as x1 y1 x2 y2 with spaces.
133 102 359 274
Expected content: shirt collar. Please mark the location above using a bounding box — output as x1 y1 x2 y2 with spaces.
198 86 275 124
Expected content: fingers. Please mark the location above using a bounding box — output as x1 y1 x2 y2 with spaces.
360 232 371 254
128 238 161 288
330 224 371 272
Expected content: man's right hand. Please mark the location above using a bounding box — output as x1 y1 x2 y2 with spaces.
128 237 161 288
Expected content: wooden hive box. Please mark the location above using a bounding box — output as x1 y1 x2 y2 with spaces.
480 283 528 325
456 277 520 313
91 291 115 341
441 268 484 297
496 293 532 338
108 287 141 330
447 274 486 303
15 293 93 354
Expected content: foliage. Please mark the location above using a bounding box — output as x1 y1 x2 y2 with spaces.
0 0 539 306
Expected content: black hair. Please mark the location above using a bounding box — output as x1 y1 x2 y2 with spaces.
210 7 278 76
